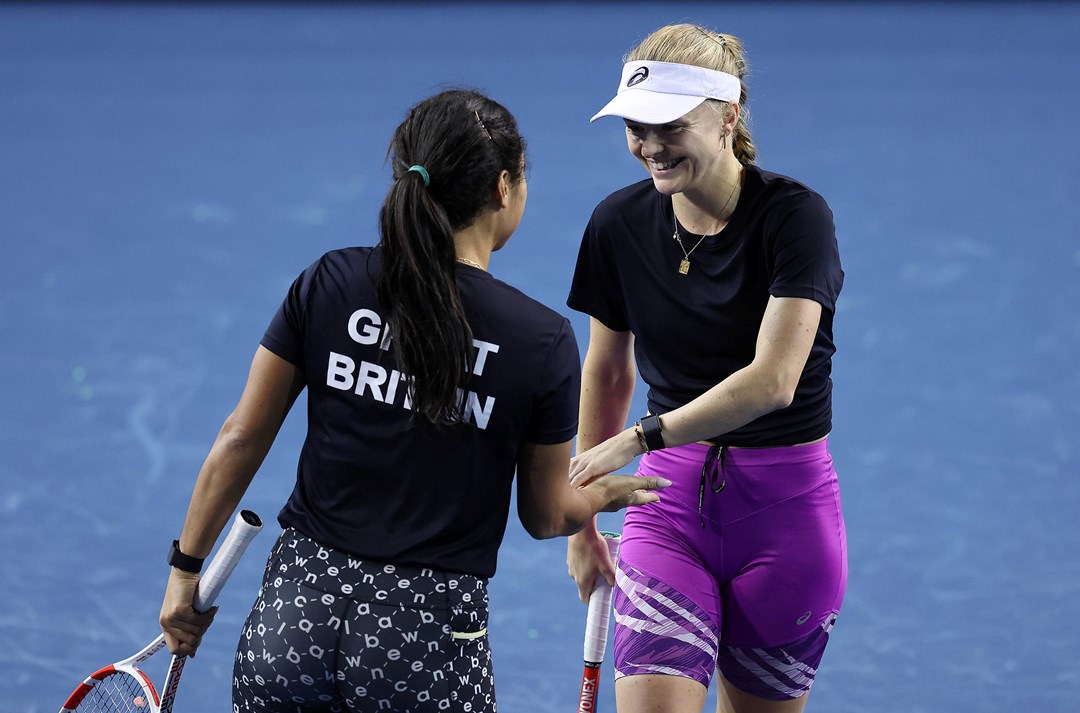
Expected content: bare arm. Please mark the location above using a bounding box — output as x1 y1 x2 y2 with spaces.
569 296 822 485
515 439 668 540
517 319 666 540
567 319 638 601
160 345 304 655
578 318 638 456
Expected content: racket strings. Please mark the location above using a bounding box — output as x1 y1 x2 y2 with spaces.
75 673 152 712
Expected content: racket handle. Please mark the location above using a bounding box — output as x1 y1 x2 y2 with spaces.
583 532 621 664
578 663 602 713
192 510 263 612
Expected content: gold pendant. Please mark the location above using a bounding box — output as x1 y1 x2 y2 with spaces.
679 259 690 275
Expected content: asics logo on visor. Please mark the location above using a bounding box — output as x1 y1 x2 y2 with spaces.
626 66 649 87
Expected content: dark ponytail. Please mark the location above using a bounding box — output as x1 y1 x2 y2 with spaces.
377 89 526 425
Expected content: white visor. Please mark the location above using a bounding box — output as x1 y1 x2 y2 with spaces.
590 60 741 124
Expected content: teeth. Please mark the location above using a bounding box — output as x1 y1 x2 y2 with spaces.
651 159 681 170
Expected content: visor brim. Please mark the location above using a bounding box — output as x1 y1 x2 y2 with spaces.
590 91 708 124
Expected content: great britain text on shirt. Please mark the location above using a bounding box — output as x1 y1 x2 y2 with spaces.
325 307 501 430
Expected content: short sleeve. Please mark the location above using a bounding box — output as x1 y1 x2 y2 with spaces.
768 191 844 311
260 260 320 368
567 213 630 332
525 318 581 444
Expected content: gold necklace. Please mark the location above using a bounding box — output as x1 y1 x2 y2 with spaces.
671 178 740 275
456 256 485 270
672 223 709 276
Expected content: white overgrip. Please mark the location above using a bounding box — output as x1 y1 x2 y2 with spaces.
583 533 621 665
192 510 264 613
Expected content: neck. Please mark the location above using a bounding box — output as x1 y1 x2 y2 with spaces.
453 221 494 270
673 160 744 233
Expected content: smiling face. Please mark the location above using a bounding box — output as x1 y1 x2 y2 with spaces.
624 102 734 197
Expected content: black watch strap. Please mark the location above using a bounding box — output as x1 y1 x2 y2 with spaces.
168 539 205 574
640 413 665 452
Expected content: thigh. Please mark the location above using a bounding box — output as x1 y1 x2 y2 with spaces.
616 673 708 713
611 446 727 688
233 576 347 712
611 556 721 688
716 624 830 707
336 583 495 713
717 676 809 713
719 461 847 648
713 444 847 702
622 445 725 626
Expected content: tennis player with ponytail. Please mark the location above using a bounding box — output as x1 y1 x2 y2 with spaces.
566 25 847 713
158 88 669 712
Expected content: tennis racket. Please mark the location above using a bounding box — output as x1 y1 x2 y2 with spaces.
59 509 264 713
577 531 621 713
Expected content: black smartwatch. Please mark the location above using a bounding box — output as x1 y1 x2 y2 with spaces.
639 413 665 452
168 539 205 574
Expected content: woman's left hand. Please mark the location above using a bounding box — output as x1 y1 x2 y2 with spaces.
569 427 642 487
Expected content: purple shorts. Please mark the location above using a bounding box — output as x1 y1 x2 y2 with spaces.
612 439 847 700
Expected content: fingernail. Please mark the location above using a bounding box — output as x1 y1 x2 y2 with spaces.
657 478 672 487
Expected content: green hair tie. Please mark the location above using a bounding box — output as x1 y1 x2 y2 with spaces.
407 165 430 187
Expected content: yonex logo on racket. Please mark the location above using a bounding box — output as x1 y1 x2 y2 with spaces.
626 66 649 87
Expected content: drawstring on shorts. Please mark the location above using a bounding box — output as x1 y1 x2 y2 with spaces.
698 445 727 527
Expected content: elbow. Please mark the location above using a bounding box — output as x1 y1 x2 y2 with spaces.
523 523 556 541
769 384 797 411
523 516 579 541
213 415 264 460
521 506 587 540
759 372 799 413
217 420 253 453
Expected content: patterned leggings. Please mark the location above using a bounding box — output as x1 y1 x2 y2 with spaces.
233 529 494 713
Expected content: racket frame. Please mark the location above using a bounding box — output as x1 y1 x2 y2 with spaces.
59 509 263 713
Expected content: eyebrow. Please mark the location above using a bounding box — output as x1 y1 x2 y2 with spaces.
624 120 684 130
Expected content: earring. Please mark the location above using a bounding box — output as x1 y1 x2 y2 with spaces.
721 132 728 151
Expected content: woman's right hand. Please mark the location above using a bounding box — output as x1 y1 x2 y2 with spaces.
579 472 670 513
567 526 616 604
567 474 667 602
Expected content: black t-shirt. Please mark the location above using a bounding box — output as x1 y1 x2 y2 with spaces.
568 164 843 447
262 247 580 578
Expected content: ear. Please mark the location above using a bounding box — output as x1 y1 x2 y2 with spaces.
721 101 740 139
493 169 512 209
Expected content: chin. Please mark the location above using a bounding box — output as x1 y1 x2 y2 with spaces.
649 176 683 196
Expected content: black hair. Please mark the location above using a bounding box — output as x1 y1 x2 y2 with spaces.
377 89 526 425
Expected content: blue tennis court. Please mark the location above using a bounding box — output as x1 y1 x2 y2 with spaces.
3 2 1078 711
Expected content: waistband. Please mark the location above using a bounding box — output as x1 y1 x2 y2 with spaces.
267 528 488 610
689 437 830 466
647 439 833 528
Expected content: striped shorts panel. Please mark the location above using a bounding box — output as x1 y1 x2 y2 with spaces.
612 560 837 700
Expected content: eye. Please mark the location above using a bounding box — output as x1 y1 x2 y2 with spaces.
625 124 646 139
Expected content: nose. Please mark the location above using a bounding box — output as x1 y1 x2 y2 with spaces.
639 130 664 157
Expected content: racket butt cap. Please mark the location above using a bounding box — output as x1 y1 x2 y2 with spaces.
240 509 262 527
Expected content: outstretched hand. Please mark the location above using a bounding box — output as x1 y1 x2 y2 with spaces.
564 473 668 602
581 472 671 512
